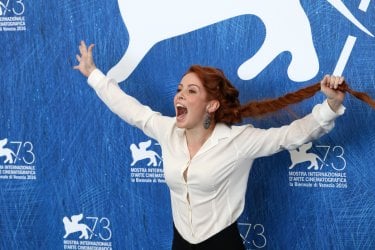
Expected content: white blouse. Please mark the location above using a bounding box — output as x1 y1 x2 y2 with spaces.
88 69 345 244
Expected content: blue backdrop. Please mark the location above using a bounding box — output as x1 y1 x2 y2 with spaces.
0 0 374 249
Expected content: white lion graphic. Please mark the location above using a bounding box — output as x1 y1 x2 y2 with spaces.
63 214 94 240
108 0 373 83
288 142 323 171
0 138 16 164
130 140 162 167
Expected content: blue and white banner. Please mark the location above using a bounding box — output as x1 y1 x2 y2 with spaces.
1 0 374 249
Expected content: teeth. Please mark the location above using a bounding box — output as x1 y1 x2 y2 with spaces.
176 103 187 117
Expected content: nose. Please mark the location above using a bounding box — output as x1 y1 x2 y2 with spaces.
177 92 185 100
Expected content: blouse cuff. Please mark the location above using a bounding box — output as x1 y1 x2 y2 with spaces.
322 99 345 117
313 99 345 125
87 69 106 89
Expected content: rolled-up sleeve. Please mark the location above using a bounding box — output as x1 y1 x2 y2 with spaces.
312 99 345 127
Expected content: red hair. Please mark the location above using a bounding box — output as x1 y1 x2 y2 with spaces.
186 65 375 125
186 65 242 125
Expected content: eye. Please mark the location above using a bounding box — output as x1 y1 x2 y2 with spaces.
188 88 197 94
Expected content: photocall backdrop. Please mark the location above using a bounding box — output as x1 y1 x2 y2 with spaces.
0 0 374 249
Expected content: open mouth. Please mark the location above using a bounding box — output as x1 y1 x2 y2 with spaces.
176 104 188 119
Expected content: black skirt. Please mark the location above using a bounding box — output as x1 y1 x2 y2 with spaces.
172 222 245 250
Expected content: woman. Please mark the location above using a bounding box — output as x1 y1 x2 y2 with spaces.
74 41 345 249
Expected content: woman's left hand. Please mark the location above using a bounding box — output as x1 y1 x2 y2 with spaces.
320 75 346 112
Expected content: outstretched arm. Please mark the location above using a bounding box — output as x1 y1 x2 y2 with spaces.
72 41 172 142
237 75 346 159
73 41 97 77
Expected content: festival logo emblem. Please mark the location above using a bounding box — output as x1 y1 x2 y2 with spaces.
0 138 16 164
129 139 165 184
130 140 162 167
288 142 322 171
63 214 94 240
0 138 37 180
288 143 348 189
0 0 26 32
109 0 372 82
62 213 113 249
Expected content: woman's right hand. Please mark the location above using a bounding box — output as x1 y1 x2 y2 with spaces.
73 41 97 77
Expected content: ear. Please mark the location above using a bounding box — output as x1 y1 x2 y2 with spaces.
207 100 220 113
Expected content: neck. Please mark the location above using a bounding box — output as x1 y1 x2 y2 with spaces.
186 124 214 142
185 126 214 158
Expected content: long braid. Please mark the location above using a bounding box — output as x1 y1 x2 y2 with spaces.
340 83 375 109
240 82 375 118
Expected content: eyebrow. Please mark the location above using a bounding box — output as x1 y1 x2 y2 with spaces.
178 83 201 88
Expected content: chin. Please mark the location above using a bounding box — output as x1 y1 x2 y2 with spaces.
175 120 185 128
